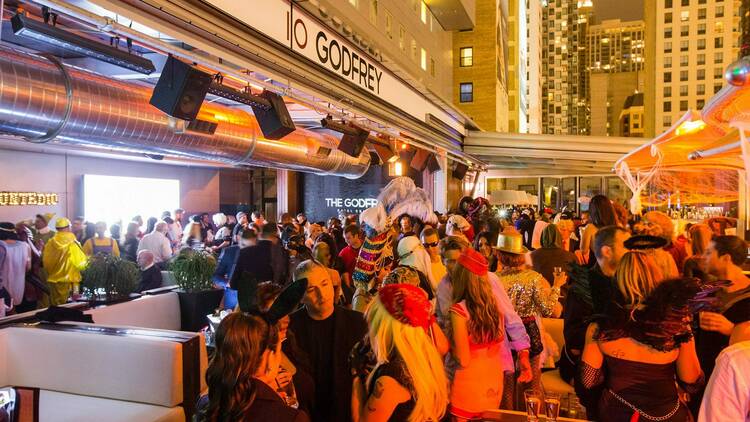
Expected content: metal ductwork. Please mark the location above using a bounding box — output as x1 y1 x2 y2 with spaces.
0 45 370 179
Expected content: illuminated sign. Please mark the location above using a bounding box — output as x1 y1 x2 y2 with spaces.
324 198 378 209
0 192 59 206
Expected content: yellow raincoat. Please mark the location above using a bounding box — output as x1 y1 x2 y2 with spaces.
42 231 88 283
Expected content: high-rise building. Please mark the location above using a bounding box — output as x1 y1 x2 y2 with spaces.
620 92 646 137
541 0 594 135
508 0 542 133
644 0 741 137
585 19 646 136
453 0 511 132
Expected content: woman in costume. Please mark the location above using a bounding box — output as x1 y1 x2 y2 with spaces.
578 252 707 421
351 283 449 422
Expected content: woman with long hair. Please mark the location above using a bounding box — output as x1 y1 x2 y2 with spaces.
473 231 498 272
580 195 618 265
121 222 140 262
351 283 449 422
182 221 203 250
196 312 309 421
683 224 712 279
578 252 704 421
448 248 506 420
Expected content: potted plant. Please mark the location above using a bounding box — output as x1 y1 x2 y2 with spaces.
80 254 139 305
170 249 222 331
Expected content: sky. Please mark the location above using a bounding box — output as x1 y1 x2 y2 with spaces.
594 0 644 21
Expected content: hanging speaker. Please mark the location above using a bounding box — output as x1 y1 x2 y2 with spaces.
372 143 396 163
149 55 212 121
426 154 442 173
369 150 382 166
251 90 296 140
338 126 369 157
410 149 431 171
452 162 469 180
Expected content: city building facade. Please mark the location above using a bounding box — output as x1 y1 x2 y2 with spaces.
644 0 741 137
508 0 543 133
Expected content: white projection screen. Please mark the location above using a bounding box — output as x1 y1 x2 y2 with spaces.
83 175 180 226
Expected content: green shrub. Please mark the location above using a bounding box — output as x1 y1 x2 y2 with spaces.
170 249 217 293
81 254 139 301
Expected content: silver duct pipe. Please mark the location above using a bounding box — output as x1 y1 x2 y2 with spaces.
0 45 370 179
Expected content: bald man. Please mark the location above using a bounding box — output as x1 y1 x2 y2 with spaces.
136 250 163 292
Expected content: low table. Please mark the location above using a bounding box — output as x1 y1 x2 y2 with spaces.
482 409 589 421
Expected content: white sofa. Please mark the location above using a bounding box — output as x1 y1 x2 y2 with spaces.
0 325 197 422
86 291 182 331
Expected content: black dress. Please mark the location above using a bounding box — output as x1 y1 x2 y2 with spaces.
195 378 309 422
598 356 691 422
367 356 415 422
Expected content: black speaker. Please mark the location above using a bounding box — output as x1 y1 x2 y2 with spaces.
338 126 369 157
452 162 469 180
369 150 382 166
426 154 442 173
251 90 296 140
410 149 431 172
150 55 212 121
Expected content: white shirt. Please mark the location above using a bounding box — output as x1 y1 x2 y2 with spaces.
137 231 172 263
0 240 30 306
171 221 183 245
699 341 750 422
531 220 549 250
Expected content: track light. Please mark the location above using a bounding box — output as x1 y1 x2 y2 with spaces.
11 12 155 75
320 116 369 157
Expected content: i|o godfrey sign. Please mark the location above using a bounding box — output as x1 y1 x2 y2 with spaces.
312 32 383 94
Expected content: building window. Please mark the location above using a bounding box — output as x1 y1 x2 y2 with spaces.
681 40 689 51
681 55 689 66
664 86 672 97
698 23 706 35
420 48 427 70
697 99 705 109
698 54 706 65
349 0 357 6
699 0 706 4
681 10 690 21
698 39 706 50
680 70 688 81
665 56 673 68
664 102 672 112
665 0 672 7
399 26 405 50
714 83 722 93
714 67 723 79
664 116 672 126
459 82 473 102
420 1 428 24
369 0 378 25
697 84 705 95
460 47 473 67
664 41 672 53
698 68 706 80
411 39 417 60
715 37 723 48
698 8 706 19
681 0 689 5
715 22 724 33
715 6 724 17
681 25 689 36
680 100 688 111
665 12 673 23
715 52 723 64
430 58 435 77
664 72 672 82
385 11 393 39
680 85 688 96
665 28 673 38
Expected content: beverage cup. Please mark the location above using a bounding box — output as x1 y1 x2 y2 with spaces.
545 392 561 421
524 389 542 421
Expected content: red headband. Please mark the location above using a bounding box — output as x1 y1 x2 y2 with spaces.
378 284 433 331
458 248 488 276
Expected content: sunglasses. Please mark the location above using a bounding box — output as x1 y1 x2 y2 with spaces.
423 241 439 248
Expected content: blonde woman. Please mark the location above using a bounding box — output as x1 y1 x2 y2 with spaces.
351 283 449 422
182 221 203 250
683 224 712 279
579 252 704 421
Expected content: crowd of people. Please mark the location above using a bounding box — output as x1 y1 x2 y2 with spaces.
1 190 749 422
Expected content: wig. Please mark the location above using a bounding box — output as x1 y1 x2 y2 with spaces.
366 297 449 422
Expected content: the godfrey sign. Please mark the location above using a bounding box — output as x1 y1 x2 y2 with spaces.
202 0 464 133
325 197 378 209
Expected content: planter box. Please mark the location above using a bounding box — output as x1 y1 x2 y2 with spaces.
177 289 224 332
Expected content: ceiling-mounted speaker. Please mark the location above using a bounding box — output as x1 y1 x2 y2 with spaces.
250 90 296 140
369 150 382 166
410 149 431 171
338 125 369 157
373 143 396 163
452 162 469 180
150 55 212 121
426 154 442 173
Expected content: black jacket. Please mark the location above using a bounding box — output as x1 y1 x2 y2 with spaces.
230 240 275 289
195 378 309 422
137 265 163 293
289 306 367 422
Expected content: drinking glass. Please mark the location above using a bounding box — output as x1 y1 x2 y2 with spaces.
524 389 542 421
544 392 561 422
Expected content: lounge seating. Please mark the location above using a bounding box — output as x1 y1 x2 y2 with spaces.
541 317 576 395
86 291 182 331
0 324 202 421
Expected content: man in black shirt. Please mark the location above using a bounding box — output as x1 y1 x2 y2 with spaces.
229 223 285 308
289 260 367 422
135 250 163 292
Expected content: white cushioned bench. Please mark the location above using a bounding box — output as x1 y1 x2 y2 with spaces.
86 292 182 331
